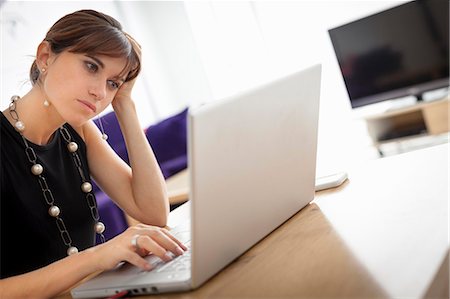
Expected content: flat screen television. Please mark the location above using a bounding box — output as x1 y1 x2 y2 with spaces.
328 0 449 108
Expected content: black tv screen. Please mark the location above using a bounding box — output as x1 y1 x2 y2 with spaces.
328 0 449 108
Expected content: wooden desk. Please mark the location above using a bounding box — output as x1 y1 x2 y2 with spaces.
165 169 190 205
157 143 449 298
66 143 448 298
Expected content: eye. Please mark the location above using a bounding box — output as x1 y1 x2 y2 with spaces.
85 61 98 73
107 80 120 90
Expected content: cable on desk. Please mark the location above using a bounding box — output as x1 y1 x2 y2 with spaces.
105 290 130 299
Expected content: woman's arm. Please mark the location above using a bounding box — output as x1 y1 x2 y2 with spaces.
112 36 169 226
83 89 170 226
84 36 169 226
115 98 170 225
0 225 187 298
114 99 169 225
83 111 169 227
0 249 97 299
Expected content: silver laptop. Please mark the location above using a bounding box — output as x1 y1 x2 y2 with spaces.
71 64 322 298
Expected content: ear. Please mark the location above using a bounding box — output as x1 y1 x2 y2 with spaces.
36 41 54 70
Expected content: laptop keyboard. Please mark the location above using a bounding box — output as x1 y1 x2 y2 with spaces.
156 250 191 273
142 221 191 275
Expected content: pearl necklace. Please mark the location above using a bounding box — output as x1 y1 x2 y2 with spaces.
9 95 106 256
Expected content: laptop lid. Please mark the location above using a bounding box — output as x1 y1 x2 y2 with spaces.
189 64 321 288
71 64 321 297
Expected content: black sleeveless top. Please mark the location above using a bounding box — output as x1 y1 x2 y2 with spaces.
0 112 96 278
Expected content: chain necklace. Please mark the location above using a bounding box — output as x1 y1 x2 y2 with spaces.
8 95 106 256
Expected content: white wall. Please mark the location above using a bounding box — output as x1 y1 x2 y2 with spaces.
115 1 212 120
1 0 407 175
0 1 156 127
1 1 121 106
183 1 405 175
255 1 405 175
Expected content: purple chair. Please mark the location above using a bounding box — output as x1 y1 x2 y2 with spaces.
145 108 188 179
92 108 188 242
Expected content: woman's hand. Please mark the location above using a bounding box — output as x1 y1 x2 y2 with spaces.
91 224 188 272
111 33 142 109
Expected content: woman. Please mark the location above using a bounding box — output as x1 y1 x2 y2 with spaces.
0 9 187 298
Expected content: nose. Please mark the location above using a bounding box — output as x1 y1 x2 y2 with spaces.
88 80 106 101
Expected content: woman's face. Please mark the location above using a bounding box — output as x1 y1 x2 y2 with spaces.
42 51 128 126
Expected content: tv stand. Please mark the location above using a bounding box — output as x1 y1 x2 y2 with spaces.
364 97 449 156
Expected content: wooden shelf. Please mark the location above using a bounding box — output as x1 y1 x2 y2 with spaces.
364 98 449 155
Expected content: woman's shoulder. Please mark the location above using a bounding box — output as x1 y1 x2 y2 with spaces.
0 110 12 128
0 111 23 146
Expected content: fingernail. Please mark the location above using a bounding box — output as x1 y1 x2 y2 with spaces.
145 263 152 271
164 252 173 261
175 247 184 255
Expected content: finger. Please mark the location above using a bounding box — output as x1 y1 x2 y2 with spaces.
161 228 188 251
118 80 135 92
124 250 152 271
131 225 187 254
148 229 186 256
138 235 174 262
135 245 150 257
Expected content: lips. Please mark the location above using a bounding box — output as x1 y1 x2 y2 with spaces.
77 99 97 113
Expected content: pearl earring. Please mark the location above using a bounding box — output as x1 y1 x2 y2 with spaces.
41 67 49 107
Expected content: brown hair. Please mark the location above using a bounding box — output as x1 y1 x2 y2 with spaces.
30 10 141 85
